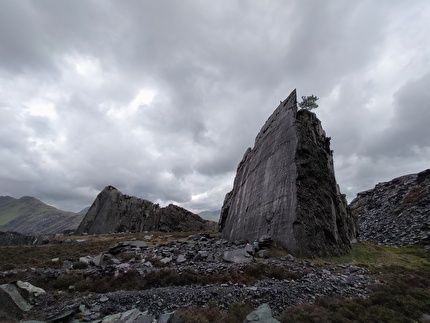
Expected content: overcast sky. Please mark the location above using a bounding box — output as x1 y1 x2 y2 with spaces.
1 1 429 213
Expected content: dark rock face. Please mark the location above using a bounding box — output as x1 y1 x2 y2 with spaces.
219 90 356 258
76 186 216 234
350 169 430 246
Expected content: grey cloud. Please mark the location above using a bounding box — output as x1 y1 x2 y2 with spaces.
363 72 430 157
1 1 430 213
0 2 55 75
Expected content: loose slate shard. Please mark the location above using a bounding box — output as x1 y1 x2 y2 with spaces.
219 89 357 258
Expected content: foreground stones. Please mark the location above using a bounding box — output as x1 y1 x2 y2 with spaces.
0 281 45 321
220 90 356 258
350 169 430 246
4 234 378 322
76 186 216 234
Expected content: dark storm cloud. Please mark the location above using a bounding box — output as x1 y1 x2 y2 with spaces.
365 73 430 157
0 2 54 74
0 1 429 212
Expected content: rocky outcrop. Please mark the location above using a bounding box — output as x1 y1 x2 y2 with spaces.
76 186 216 234
219 90 356 258
350 169 430 246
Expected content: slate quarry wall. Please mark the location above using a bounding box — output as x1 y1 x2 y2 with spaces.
76 186 215 234
350 169 430 246
219 90 356 258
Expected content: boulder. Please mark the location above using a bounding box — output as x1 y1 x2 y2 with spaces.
244 303 280 323
101 308 154 323
223 249 254 263
256 249 270 258
0 281 45 320
245 244 255 255
91 253 105 267
219 90 356 258
176 254 187 263
76 186 215 234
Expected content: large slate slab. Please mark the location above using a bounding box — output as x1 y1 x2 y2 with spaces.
219 90 356 257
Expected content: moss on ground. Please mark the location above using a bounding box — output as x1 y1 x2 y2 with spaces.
317 241 430 272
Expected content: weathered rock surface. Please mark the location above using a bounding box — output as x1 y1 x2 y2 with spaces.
244 303 280 323
0 281 45 321
77 186 216 234
350 169 430 246
219 90 356 258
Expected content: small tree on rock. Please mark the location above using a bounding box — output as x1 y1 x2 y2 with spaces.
299 95 319 110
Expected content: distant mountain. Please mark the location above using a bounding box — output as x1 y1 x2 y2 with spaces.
199 210 221 222
0 196 84 235
78 206 90 215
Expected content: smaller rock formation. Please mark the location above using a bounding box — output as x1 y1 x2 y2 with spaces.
350 169 430 246
76 186 216 234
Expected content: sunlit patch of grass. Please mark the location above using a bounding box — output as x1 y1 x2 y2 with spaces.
316 241 430 272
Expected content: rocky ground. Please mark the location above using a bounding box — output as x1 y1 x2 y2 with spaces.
0 233 381 322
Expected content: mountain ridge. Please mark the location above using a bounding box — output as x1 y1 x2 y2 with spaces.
0 195 84 235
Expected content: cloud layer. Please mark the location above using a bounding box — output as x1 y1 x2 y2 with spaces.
1 1 430 212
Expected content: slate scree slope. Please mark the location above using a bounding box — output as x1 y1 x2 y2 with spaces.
219 90 357 258
350 169 430 246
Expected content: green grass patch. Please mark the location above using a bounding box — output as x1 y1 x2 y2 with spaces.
317 241 430 272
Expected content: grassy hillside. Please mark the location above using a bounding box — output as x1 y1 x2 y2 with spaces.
199 209 221 222
0 196 52 226
0 196 84 234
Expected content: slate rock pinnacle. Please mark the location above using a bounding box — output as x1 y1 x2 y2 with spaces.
219 89 356 258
